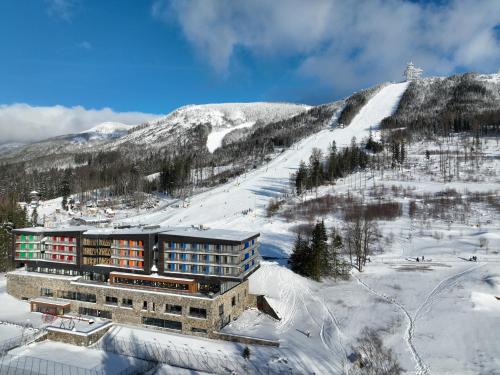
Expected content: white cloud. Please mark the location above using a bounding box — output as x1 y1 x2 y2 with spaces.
0 104 160 144
77 41 92 50
160 0 500 93
45 0 79 22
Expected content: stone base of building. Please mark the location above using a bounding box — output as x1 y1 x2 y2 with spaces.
6 270 257 339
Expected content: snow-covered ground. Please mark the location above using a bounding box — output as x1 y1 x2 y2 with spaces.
120 82 409 256
4 81 499 374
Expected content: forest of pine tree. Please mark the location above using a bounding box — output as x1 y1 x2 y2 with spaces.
0 193 29 271
289 221 350 281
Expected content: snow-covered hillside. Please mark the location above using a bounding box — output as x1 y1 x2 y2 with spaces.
113 102 310 150
6 79 500 374
120 83 409 243
80 121 131 135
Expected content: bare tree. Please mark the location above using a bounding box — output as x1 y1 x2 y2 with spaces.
351 328 403 375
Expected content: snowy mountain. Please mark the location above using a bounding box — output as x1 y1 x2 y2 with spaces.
111 102 311 152
5 75 500 375
0 102 310 165
72 122 132 144
81 121 131 135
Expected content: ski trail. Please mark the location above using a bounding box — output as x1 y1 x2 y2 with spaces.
275 266 298 331
354 275 428 375
414 263 485 321
354 263 485 375
295 277 349 374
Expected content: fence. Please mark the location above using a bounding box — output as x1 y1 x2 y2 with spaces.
0 353 154 375
93 335 293 375
0 325 46 354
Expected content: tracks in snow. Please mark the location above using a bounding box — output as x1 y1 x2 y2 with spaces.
354 263 485 375
354 275 428 375
273 266 349 374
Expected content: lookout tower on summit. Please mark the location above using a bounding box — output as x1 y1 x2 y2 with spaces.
404 62 423 81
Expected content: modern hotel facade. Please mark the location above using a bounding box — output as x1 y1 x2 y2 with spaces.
7 226 261 337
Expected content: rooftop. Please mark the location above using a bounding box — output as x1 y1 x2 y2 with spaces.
13 226 90 233
159 227 260 242
13 225 260 242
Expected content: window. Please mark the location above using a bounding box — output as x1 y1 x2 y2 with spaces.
122 298 133 308
204 243 209 251
142 301 148 310
189 307 207 319
219 304 224 316
59 291 96 303
105 296 118 305
40 288 53 297
165 304 182 315
231 296 236 306
244 242 249 249
142 317 182 330
79 307 112 319
191 327 207 334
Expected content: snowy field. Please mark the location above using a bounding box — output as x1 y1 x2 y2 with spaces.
4 81 500 374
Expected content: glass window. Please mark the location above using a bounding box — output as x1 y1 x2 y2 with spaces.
189 307 207 319
165 304 182 315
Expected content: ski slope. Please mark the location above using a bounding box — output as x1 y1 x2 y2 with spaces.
122 82 409 256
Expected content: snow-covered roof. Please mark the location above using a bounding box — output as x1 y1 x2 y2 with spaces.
13 226 91 234
159 227 259 242
12 227 46 233
85 225 173 236
31 297 70 307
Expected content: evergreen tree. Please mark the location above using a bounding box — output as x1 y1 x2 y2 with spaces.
31 206 38 226
289 233 310 275
400 140 406 164
310 221 328 281
0 194 28 271
294 161 308 195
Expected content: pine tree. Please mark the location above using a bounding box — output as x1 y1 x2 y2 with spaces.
289 233 310 276
31 206 38 226
295 161 308 195
310 221 328 281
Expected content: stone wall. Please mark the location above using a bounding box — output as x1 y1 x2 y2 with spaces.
6 271 252 338
46 323 112 346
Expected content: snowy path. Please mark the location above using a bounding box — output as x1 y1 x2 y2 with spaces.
354 263 486 375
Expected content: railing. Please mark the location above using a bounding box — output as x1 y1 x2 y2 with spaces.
93 335 293 375
0 353 154 375
0 325 45 355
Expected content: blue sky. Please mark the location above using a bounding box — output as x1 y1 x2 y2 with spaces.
0 1 318 114
0 0 499 143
